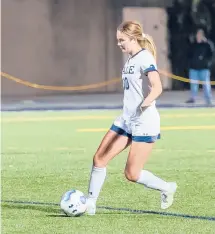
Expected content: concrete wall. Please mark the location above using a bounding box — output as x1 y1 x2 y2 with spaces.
1 0 122 97
1 0 172 98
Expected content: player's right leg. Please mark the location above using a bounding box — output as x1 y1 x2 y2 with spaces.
87 122 131 215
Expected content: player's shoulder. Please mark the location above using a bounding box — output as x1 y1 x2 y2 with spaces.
139 49 156 64
136 50 155 66
138 49 157 71
140 49 154 60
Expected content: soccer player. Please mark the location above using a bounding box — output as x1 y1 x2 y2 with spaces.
86 21 177 215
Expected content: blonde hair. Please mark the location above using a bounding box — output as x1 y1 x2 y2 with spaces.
117 21 157 59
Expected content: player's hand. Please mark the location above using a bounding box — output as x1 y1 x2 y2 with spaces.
140 100 151 111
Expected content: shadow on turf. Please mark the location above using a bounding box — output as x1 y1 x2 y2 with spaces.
2 203 128 217
2 203 60 214
2 204 80 218
2 203 147 218
46 212 129 218
47 214 70 218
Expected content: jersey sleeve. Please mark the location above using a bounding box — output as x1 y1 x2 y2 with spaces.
140 50 158 74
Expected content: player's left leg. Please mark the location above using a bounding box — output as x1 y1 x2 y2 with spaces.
124 140 177 209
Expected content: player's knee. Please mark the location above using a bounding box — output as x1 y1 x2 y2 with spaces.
124 169 139 182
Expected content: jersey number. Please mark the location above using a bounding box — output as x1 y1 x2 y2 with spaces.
123 77 129 90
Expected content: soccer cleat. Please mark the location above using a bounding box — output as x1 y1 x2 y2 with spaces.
86 198 96 215
161 182 177 209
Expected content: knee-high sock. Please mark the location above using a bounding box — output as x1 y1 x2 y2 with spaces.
88 166 106 203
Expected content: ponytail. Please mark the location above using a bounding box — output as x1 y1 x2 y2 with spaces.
138 34 157 60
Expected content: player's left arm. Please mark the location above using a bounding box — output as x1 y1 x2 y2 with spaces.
141 71 163 108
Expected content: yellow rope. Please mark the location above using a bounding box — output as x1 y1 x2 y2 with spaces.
159 70 215 85
1 70 215 91
0 72 121 91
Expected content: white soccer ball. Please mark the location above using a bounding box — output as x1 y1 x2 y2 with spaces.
60 190 87 217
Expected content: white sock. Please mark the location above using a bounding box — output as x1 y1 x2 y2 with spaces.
88 166 106 203
136 170 170 192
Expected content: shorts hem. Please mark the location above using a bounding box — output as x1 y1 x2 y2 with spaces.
132 134 161 143
110 124 132 138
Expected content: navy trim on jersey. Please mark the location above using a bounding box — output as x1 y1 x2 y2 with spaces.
144 64 158 74
130 48 145 59
132 134 161 143
110 125 132 138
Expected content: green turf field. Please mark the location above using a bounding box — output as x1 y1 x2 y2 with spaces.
1 108 215 234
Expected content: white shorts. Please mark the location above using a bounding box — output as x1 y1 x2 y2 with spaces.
110 106 160 143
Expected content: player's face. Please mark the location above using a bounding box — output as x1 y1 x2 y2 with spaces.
116 30 134 53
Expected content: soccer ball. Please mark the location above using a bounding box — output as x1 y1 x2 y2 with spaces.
60 189 87 217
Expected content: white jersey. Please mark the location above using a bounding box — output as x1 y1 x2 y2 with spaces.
122 49 157 120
